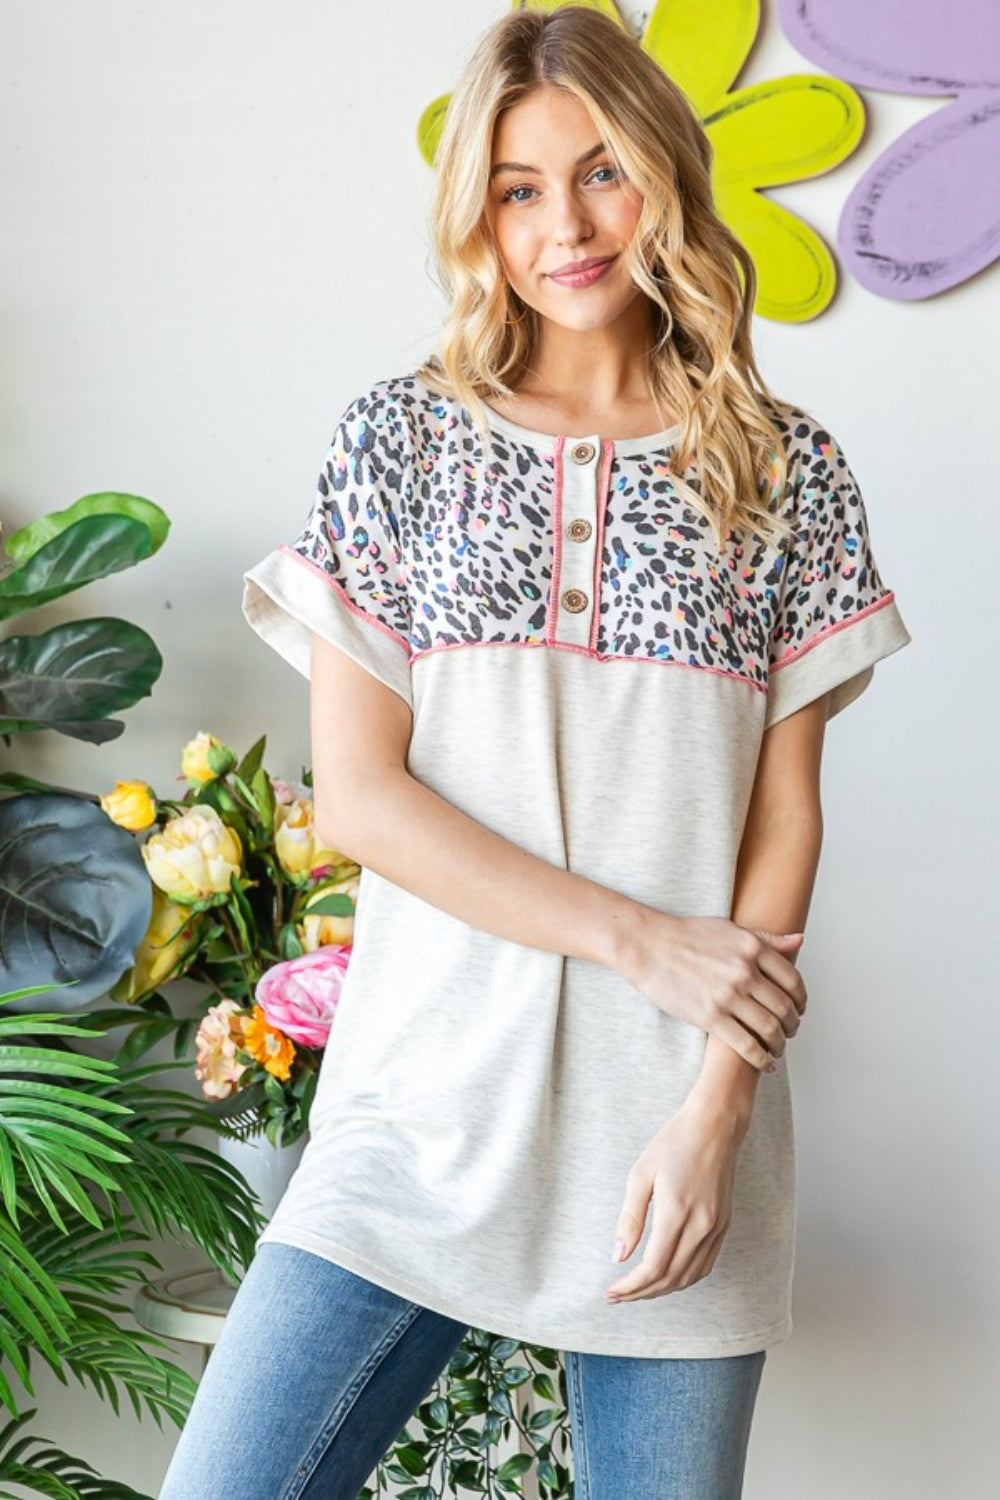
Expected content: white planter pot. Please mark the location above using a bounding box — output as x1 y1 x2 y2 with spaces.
217 1131 308 1221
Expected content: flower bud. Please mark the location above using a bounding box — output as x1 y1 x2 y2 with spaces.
99 779 157 831
181 730 235 784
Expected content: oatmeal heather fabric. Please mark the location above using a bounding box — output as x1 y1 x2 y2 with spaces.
241 371 911 1357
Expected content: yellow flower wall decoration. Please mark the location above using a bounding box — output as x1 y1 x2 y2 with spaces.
416 0 864 321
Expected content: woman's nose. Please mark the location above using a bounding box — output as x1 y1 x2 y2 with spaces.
549 191 592 245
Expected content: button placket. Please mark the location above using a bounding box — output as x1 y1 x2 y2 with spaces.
555 436 601 648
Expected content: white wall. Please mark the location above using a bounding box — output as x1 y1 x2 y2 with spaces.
2 3 996 1496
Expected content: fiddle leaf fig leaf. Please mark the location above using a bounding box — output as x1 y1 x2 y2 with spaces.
0 514 155 621
0 618 163 734
4 492 169 565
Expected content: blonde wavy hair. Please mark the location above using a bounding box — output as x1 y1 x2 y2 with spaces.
414 4 797 552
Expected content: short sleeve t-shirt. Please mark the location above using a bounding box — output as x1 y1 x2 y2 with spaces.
240 370 911 1357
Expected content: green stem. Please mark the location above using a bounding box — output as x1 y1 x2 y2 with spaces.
216 904 257 1003
274 872 285 947
186 963 252 1021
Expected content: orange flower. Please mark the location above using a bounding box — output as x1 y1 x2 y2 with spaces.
241 1004 296 1082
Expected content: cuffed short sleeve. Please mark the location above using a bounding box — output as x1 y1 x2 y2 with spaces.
242 394 414 710
764 420 911 730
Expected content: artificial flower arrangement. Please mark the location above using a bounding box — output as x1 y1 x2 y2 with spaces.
99 730 358 1145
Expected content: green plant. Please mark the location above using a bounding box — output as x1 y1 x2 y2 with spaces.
362 1333 573 1498
0 494 169 1013
0 980 264 1499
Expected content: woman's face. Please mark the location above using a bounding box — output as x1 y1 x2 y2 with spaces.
486 83 645 335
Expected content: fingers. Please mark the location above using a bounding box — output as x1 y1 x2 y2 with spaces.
610 1167 653 1269
608 1166 676 1300
756 938 809 1015
611 1222 729 1303
713 1014 775 1073
734 985 800 1058
607 1195 725 1301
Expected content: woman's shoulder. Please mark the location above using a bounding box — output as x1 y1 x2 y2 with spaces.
334 366 456 445
761 394 851 471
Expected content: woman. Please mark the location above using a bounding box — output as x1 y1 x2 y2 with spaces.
161 7 911 1497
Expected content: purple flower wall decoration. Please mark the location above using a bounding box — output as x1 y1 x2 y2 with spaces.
777 0 1000 299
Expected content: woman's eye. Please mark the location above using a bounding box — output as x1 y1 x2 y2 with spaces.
589 165 619 184
500 184 536 204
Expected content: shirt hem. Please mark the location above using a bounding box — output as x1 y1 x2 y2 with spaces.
255 1225 793 1359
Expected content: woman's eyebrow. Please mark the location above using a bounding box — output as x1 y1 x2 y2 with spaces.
489 141 607 180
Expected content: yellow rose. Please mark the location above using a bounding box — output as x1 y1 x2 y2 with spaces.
181 730 235 783
112 886 201 1001
142 804 243 903
298 870 360 950
274 796 346 881
99 779 157 831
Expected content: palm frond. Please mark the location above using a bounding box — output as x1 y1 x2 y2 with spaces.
0 1038 134 1231
35 1301 195 1429
89 1069 265 1277
0 1218 75 1412
22 1216 161 1298
6 1203 194 1426
0 1408 150 1498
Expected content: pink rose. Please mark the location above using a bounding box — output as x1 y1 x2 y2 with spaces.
270 776 307 806
254 946 351 1049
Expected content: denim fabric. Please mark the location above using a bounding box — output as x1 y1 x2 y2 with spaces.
159 1242 765 1499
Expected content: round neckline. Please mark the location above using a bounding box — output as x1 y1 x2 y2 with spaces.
479 398 684 458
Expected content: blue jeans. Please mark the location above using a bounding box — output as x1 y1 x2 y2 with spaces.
159 1242 765 1499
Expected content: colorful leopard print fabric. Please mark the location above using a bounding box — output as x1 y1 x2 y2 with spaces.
283 373 896 702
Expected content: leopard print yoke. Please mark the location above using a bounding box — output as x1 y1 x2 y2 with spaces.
272 374 904 728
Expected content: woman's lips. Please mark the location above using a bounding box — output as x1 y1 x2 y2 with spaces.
547 256 616 288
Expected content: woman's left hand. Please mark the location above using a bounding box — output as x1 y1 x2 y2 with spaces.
605 1101 744 1303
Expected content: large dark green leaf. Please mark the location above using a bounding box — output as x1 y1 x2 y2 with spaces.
3 493 169 567
0 618 162 736
0 515 154 623
0 795 152 1010
0 718 125 746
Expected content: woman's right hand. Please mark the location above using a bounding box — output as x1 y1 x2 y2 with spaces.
617 912 808 1071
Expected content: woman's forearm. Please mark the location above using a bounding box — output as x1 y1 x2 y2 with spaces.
684 811 824 1137
319 764 663 974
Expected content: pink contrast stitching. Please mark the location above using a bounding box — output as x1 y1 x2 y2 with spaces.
409 635 765 692
770 590 896 672
545 435 567 644
589 439 614 653
278 544 413 657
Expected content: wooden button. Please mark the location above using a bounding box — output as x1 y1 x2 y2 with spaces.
567 519 592 542
561 588 588 613
570 441 596 464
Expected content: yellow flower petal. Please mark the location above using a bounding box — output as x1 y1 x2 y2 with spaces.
707 75 864 188
642 0 760 116
515 0 624 23
714 183 837 321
